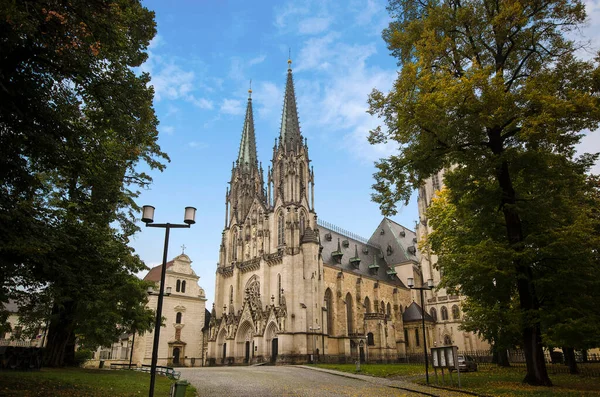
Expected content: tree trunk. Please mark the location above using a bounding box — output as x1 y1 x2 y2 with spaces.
497 348 510 367
492 341 510 367
44 301 76 367
491 153 552 386
563 347 579 375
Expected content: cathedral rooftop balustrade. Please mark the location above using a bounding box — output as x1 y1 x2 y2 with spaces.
217 264 234 277
265 252 283 266
237 257 261 273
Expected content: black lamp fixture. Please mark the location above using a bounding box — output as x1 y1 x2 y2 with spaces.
407 277 434 385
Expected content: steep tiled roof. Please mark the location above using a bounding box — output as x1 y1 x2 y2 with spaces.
403 301 435 323
318 221 405 287
368 218 419 266
144 260 174 282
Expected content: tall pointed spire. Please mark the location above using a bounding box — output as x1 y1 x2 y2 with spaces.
237 83 257 171
279 58 303 152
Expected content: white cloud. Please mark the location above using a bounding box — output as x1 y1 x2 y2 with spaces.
574 0 600 60
354 0 380 26
147 61 194 101
576 131 600 174
166 104 180 117
252 81 283 121
221 99 245 116
249 55 267 66
188 141 208 149
161 125 175 135
294 33 340 72
298 17 331 35
148 34 165 50
289 31 397 163
187 95 214 110
274 3 308 29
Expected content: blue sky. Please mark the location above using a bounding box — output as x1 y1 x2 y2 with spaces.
132 0 600 307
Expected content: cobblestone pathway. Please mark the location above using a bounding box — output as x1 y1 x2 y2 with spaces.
180 366 472 397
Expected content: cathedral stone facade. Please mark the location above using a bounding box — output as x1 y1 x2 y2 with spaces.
206 61 421 365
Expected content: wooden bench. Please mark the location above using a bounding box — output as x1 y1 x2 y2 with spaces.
140 364 180 380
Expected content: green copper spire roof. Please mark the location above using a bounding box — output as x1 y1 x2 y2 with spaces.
279 59 303 151
237 88 257 171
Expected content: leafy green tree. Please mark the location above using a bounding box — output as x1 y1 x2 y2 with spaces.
0 0 167 366
369 0 600 385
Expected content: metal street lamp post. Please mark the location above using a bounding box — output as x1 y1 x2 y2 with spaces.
309 326 320 363
142 205 196 397
407 277 434 385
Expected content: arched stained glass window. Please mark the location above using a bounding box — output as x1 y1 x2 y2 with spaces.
452 305 460 320
324 289 333 336
364 297 371 313
441 306 449 320
278 213 285 245
346 292 354 335
430 308 438 322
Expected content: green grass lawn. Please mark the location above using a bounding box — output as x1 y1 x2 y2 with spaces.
313 363 426 377
417 366 600 397
314 363 600 396
0 368 197 397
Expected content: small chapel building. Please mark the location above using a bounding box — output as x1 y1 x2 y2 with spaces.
206 59 421 365
131 253 208 367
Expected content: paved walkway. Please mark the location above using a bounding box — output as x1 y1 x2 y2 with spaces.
179 366 473 397
299 366 472 396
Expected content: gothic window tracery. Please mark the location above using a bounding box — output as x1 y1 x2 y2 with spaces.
364 297 371 313
299 212 306 236
232 228 238 261
277 212 285 245
367 332 374 346
277 274 282 305
346 292 354 335
245 276 261 315
324 288 333 336
452 305 460 320
430 307 438 322
441 306 449 320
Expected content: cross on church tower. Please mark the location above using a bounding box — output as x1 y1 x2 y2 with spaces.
181 244 186 254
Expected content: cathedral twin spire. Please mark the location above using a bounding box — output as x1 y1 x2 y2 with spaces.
279 59 303 152
235 59 304 171
228 58 306 223
236 86 258 171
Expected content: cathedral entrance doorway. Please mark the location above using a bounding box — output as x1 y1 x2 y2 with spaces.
271 338 278 363
245 341 250 363
222 343 227 364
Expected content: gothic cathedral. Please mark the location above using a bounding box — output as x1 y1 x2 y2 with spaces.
207 60 425 365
